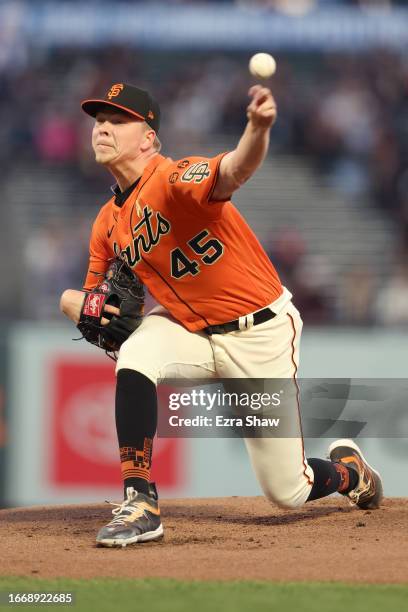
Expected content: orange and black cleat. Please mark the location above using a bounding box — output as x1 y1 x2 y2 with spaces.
328 439 383 510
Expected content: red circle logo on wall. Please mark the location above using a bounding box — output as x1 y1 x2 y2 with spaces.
50 359 184 488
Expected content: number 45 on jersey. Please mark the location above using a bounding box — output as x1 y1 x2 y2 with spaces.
170 230 224 279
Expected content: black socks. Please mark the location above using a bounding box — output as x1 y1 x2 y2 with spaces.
306 458 359 501
115 369 157 497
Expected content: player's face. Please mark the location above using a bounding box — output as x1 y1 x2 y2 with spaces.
92 109 149 166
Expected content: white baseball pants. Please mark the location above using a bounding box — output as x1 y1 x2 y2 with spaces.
116 289 314 509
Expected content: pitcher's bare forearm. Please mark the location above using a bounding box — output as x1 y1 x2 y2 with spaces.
60 288 121 325
212 86 277 201
60 289 86 324
223 122 270 186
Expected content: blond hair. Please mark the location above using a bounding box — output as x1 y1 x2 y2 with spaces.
143 121 162 152
153 134 162 152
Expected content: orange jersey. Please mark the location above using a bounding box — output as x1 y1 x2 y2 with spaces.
84 153 283 332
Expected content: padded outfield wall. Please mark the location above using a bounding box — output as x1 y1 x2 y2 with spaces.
3 323 407 507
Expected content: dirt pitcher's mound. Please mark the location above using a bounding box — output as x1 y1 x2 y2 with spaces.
0 497 407 583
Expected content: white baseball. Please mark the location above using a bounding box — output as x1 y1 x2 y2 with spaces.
249 53 277 79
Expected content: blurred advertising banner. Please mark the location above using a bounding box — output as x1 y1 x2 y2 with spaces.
51 360 181 488
3 3 408 51
6 325 189 506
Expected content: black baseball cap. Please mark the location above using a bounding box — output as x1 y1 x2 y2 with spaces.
81 83 160 132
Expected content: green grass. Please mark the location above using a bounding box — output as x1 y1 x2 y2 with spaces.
0 578 407 612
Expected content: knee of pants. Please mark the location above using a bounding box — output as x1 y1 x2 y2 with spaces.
260 479 312 510
116 336 159 385
269 494 304 511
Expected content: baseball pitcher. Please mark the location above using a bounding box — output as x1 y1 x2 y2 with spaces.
60 82 383 547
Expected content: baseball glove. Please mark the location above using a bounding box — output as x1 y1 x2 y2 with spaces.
77 258 145 357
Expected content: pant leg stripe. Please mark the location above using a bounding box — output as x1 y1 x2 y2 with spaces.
287 312 314 487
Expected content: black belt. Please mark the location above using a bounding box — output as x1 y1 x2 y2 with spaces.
204 307 276 335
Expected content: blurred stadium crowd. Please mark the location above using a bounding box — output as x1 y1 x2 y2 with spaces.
1 41 407 325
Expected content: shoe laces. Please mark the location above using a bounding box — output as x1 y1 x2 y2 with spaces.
347 460 372 504
348 480 371 504
105 487 146 527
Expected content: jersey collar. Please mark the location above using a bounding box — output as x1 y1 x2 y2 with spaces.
111 177 141 207
110 154 165 207
140 153 165 182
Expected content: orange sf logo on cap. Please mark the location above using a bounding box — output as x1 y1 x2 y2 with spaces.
148 110 154 120
107 83 124 100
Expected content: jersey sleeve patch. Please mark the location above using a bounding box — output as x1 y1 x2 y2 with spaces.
180 161 211 184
